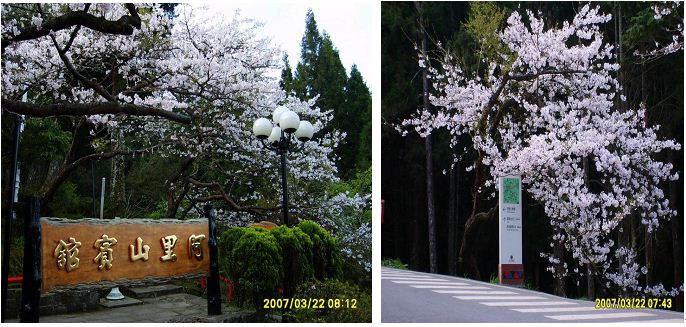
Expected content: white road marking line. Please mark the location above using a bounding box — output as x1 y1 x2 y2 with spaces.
545 312 654 321
512 307 598 313
391 281 468 285
382 274 432 278
454 296 547 300
410 285 489 289
612 318 684 323
434 290 517 295
381 277 448 281
481 301 574 306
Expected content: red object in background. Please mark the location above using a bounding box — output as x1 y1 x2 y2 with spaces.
8 276 22 284
201 276 236 304
381 199 385 224
499 263 524 286
227 280 234 304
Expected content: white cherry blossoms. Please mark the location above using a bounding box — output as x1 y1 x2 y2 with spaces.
402 5 680 296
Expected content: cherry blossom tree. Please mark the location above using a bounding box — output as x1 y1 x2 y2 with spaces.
636 1 684 60
401 4 681 296
2 4 370 272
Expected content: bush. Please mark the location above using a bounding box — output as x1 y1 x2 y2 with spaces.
271 226 314 292
381 258 408 270
218 221 345 312
296 220 343 280
219 227 282 310
289 280 372 323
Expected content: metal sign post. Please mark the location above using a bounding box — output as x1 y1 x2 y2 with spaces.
498 175 524 286
1 115 24 322
204 204 221 316
20 197 41 323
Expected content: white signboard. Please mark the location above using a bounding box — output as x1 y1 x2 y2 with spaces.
499 175 522 265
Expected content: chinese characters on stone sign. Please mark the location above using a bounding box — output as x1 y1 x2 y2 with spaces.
52 233 206 272
54 237 81 272
188 234 206 261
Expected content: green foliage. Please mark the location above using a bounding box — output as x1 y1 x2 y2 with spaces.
219 227 282 309
296 220 343 280
9 236 24 276
271 225 315 287
340 65 372 178
218 222 344 311
147 200 169 219
462 2 513 75
292 9 321 99
327 167 372 224
381 258 408 270
356 120 372 171
286 10 372 180
327 166 371 200
47 181 92 219
289 280 372 323
489 273 498 285
19 117 71 162
280 53 295 93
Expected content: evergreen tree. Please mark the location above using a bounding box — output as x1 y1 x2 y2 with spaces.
293 9 321 99
343 65 372 174
280 53 294 93
288 10 372 180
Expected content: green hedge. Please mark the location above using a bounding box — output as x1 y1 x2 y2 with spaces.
219 227 282 308
218 220 343 310
296 220 343 280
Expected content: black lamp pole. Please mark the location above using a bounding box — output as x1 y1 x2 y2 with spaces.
261 133 294 227
254 110 313 323
2 114 23 323
279 141 290 227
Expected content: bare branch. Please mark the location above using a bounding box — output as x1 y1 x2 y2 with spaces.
1 99 192 124
188 178 281 215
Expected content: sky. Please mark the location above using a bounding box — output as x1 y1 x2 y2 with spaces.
191 1 374 91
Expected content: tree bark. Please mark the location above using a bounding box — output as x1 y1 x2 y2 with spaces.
1 99 191 124
415 1 437 274
165 157 195 218
448 166 458 276
582 156 595 299
553 227 566 297
459 151 490 279
460 205 497 280
667 148 683 310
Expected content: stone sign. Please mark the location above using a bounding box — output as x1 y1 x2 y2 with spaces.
498 175 523 286
41 218 209 292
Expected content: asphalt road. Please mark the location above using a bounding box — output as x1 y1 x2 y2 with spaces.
382 267 685 323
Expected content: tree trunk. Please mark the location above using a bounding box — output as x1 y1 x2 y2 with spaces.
668 148 683 310
586 264 594 299
448 167 457 276
459 152 490 279
416 1 437 274
165 157 195 218
645 225 654 286
553 227 566 297
583 156 594 299
411 183 423 269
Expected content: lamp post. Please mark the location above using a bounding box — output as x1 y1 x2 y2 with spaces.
252 106 314 227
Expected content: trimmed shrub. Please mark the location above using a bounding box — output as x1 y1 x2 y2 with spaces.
296 220 343 280
219 227 282 309
218 220 345 312
271 225 314 290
